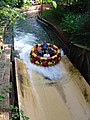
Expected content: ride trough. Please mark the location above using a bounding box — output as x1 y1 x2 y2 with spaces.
30 43 61 67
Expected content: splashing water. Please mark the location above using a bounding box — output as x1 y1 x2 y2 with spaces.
14 18 65 80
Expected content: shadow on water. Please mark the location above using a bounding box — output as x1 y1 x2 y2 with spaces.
14 13 65 81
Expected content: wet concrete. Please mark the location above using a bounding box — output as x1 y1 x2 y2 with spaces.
15 55 90 120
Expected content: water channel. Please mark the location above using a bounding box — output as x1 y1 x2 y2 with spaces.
14 12 65 80
13 12 90 120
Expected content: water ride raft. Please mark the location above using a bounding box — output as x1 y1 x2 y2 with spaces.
30 43 61 67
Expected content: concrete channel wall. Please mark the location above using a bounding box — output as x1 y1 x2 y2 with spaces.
69 43 90 85
0 17 12 119
0 45 12 120
37 15 90 85
15 56 90 120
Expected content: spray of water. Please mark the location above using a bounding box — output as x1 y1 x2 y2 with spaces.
14 31 65 80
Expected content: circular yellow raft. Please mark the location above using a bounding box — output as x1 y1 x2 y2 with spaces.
30 43 61 67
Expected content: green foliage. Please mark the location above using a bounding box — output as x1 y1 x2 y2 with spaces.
61 12 79 32
40 9 60 24
18 0 24 7
43 0 51 4
25 0 30 6
61 13 90 46
52 1 57 8
52 5 66 20
61 13 90 33
36 0 51 4
41 5 90 47
0 5 25 25
0 85 29 120
0 0 24 8
0 84 12 108
0 0 6 7
0 94 5 102
0 0 17 7
41 9 53 19
9 105 30 120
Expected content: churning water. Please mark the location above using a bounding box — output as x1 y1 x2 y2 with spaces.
14 13 65 80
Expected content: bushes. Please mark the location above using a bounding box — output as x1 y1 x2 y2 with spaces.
41 7 90 47
61 13 90 47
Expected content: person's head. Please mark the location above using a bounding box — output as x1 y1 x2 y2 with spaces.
36 44 38 48
44 41 46 43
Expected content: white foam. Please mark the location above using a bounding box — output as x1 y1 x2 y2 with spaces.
60 48 64 56
28 62 65 80
14 32 65 80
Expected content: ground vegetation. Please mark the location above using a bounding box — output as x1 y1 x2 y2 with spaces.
40 0 90 47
